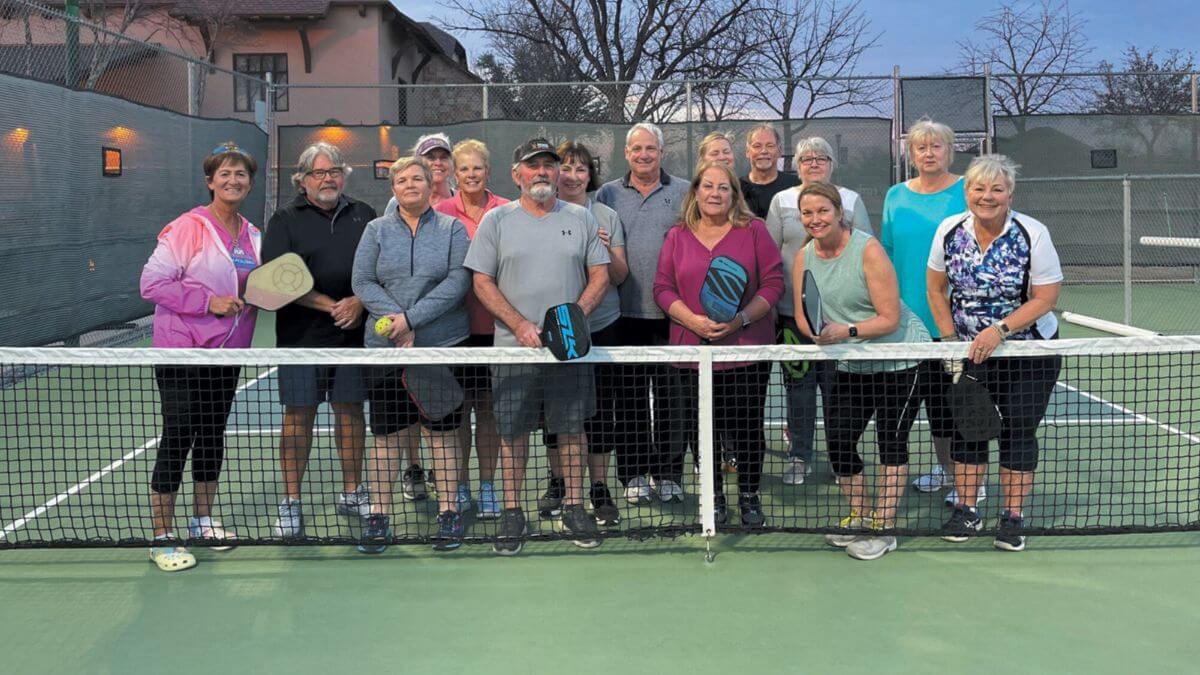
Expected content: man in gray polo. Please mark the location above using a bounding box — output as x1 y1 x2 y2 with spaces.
464 138 610 555
595 122 689 505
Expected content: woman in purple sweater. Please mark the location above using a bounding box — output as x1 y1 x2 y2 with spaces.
654 161 784 526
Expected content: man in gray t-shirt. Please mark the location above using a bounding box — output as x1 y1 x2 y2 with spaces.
463 137 610 555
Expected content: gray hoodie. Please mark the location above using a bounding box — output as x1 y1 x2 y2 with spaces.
352 208 470 348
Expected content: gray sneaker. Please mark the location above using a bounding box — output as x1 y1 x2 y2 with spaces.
560 504 601 549
782 458 810 486
846 534 898 561
274 498 303 538
336 485 371 518
825 514 868 548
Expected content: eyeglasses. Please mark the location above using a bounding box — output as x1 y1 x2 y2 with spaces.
306 168 345 180
210 143 251 159
798 156 832 166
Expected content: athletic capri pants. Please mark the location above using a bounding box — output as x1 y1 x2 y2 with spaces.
824 365 922 478
151 365 241 494
916 360 955 439
948 354 1062 472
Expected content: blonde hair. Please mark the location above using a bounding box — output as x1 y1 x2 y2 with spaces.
388 156 431 183
680 161 755 231
906 119 956 167
964 154 1020 192
696 131 735 172
451 138 490 168
797 182 848 246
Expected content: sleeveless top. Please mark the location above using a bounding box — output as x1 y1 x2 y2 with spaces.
803 229 929 373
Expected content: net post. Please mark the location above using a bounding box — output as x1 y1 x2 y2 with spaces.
697 348 716 559
1123 175 1133 325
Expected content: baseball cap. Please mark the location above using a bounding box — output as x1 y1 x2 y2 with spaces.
513 138 560 164
415 135 452 157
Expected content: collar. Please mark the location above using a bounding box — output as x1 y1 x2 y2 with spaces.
621 169 672 188
294 192 350 212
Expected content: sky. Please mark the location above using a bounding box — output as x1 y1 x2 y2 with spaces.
405 0 1200 76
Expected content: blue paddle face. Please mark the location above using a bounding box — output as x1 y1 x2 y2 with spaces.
700 256 749 323
540 302 590 361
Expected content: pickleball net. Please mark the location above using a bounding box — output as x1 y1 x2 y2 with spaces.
1 336 1198 549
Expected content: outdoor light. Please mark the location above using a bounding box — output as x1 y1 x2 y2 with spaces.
102 146 122 176
374 159 392 179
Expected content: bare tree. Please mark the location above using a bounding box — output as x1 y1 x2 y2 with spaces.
171 1 253 108
747 0 883 121
77 1 161 90
957 0 1093 115
475 49 610 122
440 0 763 123
1092 47 1196 114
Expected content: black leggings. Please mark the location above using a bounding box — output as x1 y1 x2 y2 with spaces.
151 365 241 494
825 366 922 477
611 317 678 484
949 354 1061 472
671 362 771 494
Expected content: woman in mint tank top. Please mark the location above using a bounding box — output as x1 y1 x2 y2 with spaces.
792 182 929 562
880 119 969 503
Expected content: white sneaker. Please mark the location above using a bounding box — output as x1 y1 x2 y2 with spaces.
846 534 898 561
274 498 303 538
825 514 868 548
624 476 652 504
187 517 237 551
782 458 811 486
944 484 987 507
912 466 949 492
337 485 372 518
650 477 684 503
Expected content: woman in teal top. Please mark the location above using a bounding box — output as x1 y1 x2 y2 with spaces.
880 119 971 502
794 182 929 562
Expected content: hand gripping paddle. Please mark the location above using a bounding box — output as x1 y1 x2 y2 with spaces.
540 303 590 361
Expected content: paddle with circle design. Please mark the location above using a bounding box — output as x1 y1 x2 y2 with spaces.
243 252 314 310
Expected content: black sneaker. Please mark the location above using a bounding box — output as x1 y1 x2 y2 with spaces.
561 504 601 549
590 482 621 527
493 507 527 556
715 494 729 525
537 476 566 518
432 510 464 552
994 510 1027 552
739 492 766 528
357 514 390 554
942 505 983 542
401 464 427 501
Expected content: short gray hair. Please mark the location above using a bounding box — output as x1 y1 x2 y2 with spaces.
625 122 664 149
745 123 782 147
906 119 956 166
964 154 1020 192
291 142 352 191
792 136 837 173
389 156 432 184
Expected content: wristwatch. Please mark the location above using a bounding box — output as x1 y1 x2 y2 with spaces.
994 321 1012 340
848 324 858 338
738 311 751 329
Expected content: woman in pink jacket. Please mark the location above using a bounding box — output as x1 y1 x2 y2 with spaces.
139 143 261 572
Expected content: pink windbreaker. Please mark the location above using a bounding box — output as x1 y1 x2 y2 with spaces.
140 207 262 348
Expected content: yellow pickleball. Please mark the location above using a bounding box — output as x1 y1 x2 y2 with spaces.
374 316 393 336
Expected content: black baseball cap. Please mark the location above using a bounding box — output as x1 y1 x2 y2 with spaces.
513 138 560 164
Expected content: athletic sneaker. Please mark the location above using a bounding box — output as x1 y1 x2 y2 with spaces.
782 458 811 486
714 493 729 525
336 485 371 518
537 476 565 518
846 533 898 561
942 505 983 542
651 477 684 503
825 512 868 548
591 482 621 526
433 510 464 551
358 514 390 554
739 493 766 527
912 465 949 492
944 484 987 507
493 507 527 556
187 517 237 551
561 504 601 549
274 498 304 538
477 481 501 520
624 475 652 504
456 484 475 513
401 464 427 501
994 510 1027 552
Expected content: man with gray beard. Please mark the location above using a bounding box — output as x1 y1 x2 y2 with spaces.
464 138 611 555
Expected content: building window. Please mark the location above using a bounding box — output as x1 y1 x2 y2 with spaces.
233 53 289 112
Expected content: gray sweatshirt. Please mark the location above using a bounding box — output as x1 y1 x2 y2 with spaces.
352 208 470 348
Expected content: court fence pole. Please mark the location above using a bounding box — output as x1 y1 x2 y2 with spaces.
1191 74 1197 114
1123 176 1133 325
685 81 694 176
983 63 993 154
892 65 902 184
481 83 489 120
265 72 276 225
698 349 716 563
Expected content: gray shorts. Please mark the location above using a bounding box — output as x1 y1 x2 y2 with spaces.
491 364 595 439
278 365 366 407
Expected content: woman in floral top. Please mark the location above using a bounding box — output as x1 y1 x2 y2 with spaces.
926 154 1063 553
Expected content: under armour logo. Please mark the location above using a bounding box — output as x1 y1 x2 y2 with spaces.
561 229 573 236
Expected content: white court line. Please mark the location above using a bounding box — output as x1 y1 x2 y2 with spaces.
0 367 278 540
1054 380 1200 444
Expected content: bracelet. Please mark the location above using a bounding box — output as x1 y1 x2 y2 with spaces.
991 323 1009 340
